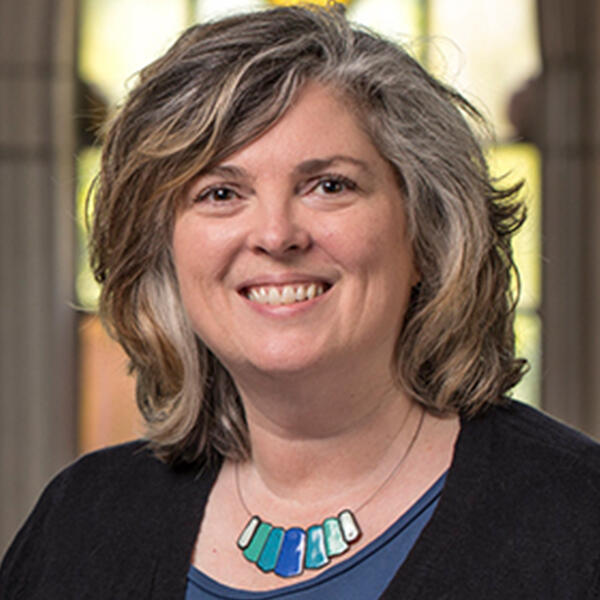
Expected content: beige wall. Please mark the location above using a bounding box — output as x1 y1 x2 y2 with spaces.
537 0 600 436
0 0 78 555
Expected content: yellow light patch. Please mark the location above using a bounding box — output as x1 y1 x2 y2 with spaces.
267 0 352 7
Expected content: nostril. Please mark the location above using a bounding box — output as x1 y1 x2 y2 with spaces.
253 234 311 256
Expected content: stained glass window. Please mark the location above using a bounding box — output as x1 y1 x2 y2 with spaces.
76 0 542 450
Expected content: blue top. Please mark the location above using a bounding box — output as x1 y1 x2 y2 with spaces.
185 472 446 599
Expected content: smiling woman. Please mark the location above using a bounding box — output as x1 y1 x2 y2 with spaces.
1 3 600 599
173 82 417 384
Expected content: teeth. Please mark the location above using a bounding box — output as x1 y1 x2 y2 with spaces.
281 285 296 304
245 283 327 306
248 288 261 303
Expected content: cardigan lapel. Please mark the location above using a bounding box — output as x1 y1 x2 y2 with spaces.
378 407 495 599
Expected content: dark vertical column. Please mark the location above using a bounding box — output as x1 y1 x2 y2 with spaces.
0 0 78 553
537 1 600 436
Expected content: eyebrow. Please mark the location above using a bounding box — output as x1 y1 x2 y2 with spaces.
199 164 249 179
294 155 371 176
199 155 372 181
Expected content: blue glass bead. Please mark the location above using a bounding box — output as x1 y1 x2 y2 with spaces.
305 525 329 569
274 528 306 577
243 522 272 563
257 527 284 572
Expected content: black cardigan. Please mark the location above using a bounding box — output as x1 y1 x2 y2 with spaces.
2 401 600 599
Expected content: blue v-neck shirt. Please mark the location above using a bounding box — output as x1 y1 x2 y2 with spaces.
186 472 446 599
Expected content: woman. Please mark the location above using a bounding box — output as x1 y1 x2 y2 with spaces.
2 4 599 599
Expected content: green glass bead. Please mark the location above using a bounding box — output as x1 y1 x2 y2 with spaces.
323 517 349 557
257 527 284 572
305 525 330 569
243 521 272 563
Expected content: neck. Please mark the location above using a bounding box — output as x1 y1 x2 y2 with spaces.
234 350 407 434
231 363 421 516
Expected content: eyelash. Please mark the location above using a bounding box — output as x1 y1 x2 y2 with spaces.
191 174 358 204
192 185 239 204
311 174 358 195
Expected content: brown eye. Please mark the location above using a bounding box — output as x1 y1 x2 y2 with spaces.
211 187 235 201
195 186 238 203
321 179 344 193
315 175 357 195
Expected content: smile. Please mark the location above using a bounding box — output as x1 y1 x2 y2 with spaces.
244 283 329 306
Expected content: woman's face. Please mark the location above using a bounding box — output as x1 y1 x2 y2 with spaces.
173 82 418 382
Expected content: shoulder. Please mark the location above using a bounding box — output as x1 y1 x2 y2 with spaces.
30 439 217 530
463 402 600 555
57 440 176 493
489 399 599 450
0 441 219 599
420 402 600 596
464 400 600 483
455 400 600 507
55 439 158 484
30 441 182 516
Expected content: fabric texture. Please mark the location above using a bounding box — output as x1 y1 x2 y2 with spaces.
1 400 600 599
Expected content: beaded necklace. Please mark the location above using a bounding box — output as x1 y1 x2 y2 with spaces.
235 408 425 578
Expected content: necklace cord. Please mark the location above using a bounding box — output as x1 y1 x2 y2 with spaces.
236 454 252 517
234 406 426 578
354 406 424 513
235 405 425 519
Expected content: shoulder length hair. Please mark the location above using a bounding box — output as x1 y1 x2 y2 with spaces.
89 3 527 466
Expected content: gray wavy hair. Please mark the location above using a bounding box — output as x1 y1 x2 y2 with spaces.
89 3 527 466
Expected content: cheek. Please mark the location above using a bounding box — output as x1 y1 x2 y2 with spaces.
172 219 233 285
329 214 409 274
318 214 384 264
172 231 197 290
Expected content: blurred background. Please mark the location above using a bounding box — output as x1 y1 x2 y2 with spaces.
1 0 599 555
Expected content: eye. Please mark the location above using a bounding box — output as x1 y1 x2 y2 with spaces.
314 175 357 195
194 186 239 203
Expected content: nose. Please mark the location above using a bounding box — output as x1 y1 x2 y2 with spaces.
247 199 312 257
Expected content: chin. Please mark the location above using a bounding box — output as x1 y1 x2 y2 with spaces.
246 355 324 378
228 346 332 380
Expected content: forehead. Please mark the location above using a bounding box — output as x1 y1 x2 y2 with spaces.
211 82 387 174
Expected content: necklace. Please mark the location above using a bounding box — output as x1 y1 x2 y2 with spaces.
235 407 425 578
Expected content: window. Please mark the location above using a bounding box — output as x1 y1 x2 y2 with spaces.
76 0 541 451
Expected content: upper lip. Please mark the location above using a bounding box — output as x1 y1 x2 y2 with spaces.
236 273 334 292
